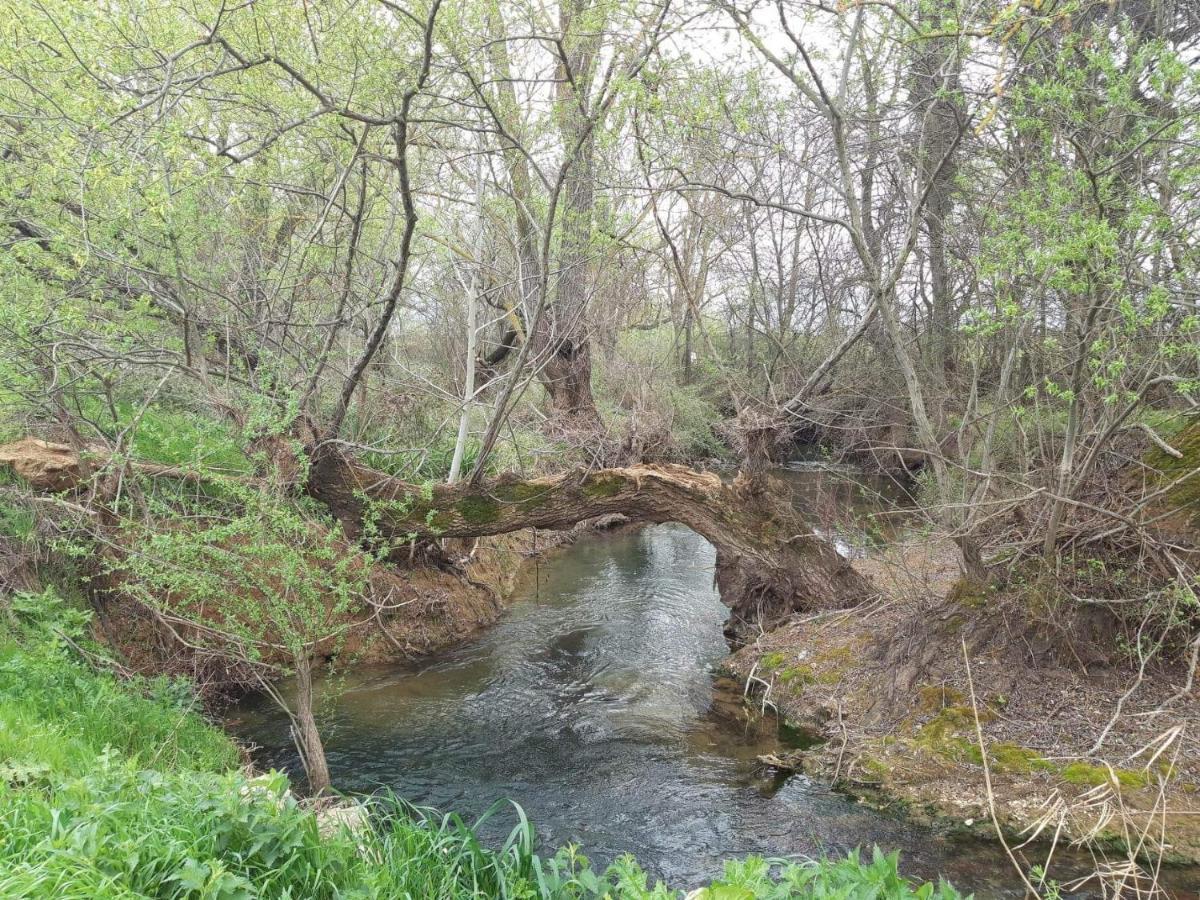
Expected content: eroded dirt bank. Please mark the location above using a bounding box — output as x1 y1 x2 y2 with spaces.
723 539 1200 872
352 516 631 661
0 437 629 692
92 519 623 694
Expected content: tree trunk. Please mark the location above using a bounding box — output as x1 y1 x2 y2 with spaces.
682 307 693 385
911 0 962 383
482 12 540 378
537 0 602 426
0 434 875 653
307 448 873 642
291 651 332 796
448 287 476 485
449 146 484 485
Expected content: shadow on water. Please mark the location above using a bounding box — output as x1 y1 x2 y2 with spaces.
230 469 1199 899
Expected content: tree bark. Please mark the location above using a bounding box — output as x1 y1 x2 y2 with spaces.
307 448 873 641
478 1 599 426
911 0 963 383
291 651 332 796
449 144 484 485
537 0 602 425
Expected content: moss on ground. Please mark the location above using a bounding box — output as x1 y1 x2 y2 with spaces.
987 743 1054 774
1060 761 1150 789
947 578 990 609
778 664 812 685
778 663 841 687
916 684 966 711
759 651 786 671
859 755 892 781
912 703 996 765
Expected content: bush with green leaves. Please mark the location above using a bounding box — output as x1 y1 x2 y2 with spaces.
116 487 375 793
119 491 370 668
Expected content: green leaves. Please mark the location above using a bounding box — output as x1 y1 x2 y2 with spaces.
117 489 371 670
696 848 965 900
8 587 92 646
167 858 255 900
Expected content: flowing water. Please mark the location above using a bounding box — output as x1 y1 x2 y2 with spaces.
230 466 1197 898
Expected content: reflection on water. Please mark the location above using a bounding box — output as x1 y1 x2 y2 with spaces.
779 460 914 555
230 470 1197 898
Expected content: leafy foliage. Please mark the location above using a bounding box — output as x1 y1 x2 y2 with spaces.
117 490 370 664
696 850 963 900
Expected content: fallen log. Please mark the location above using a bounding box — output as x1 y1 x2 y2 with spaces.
0 436 876 642
0 438 102 492
307 448 873 641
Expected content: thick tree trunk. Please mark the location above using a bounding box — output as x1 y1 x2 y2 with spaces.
911 0 962 384
479 2 600 427
308 448 873 641
537 338 600 424
536 0 602 426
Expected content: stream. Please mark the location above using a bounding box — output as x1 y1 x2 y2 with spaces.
229 466 1196 898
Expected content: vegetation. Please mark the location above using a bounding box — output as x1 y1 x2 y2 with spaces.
0 600 962 898
118 486 374 795
0 592 240 782
0 0 1197 895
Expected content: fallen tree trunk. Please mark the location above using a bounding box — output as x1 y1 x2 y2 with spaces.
0 436 877 642
308 448 873 641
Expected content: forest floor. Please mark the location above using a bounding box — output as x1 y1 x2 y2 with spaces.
722 538 1200 877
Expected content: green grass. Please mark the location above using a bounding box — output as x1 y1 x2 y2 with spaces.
0 766 965 900
0 767 647 900
76 397 252 474
0 595 966 899
0 632 240 784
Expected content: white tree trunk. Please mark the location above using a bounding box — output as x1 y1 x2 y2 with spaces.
447 290 476 484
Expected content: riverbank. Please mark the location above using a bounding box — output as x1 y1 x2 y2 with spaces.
90 514 628 698
0 597 967 898
723 537 1200 888
4 432 1195 893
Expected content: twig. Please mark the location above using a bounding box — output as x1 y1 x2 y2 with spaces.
963 635 1042 898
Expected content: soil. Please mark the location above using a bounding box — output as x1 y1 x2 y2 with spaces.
722 537 1200 876
354 517 628 661
89 517 626 697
